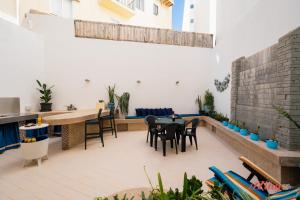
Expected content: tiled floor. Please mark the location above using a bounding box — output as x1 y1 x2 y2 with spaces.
0 127 248 200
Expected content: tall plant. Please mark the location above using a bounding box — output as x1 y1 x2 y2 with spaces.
195 95 202 114
107 84 116 104
36 80 54 103
116 92 130 115
204 90 215 112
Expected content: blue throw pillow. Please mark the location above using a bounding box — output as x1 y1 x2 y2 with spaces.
162 108 168 116
158 108 163 116
149 109 154 115
145 109 150 116
167 108 173 115
135 108 141 116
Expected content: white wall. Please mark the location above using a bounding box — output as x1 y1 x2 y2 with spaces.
0 17 45 112
212 0 300 116
24 14 215 115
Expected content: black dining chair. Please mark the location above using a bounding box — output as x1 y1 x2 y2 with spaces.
155 123 179 156
183 118 200 150
145 115 157 143
84 109 104 149
101 108 117 138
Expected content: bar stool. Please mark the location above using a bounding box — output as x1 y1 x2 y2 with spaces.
84 109 104 149
101 108 117 138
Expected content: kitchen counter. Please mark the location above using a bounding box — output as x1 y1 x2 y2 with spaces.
0 113 38 125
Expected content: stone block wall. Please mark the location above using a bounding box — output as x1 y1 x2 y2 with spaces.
231 27 300 151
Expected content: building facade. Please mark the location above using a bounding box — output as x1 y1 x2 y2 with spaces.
0 0 173 29
182 0 216 34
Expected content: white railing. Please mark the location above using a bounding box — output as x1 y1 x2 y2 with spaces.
115 0 135 10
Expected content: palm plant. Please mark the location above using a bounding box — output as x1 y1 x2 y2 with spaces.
204 90 215 113
116 92 130 115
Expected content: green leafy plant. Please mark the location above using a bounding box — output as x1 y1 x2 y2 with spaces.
252 125 260 135
107 84 116 104
95 169 255 200
270 133 278 142
235 121 240 128
274 106 300 129
195 95 203 114
210 112 229 122
240 122 246 129
36 80 54 103
203 90 215 113
98 99 104 103
116 92 130 115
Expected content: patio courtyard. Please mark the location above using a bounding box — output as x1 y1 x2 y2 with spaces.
0 0 300 200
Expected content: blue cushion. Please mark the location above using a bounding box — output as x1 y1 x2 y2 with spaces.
141 109 147 116
167 108 173 115
136 108 142 116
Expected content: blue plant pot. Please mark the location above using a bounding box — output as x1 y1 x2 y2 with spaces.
228 124 234 129
250 133 259 141
222 121 228 126
266 140 278 150
107 102 115 110
240 129 248 136
234 126 240 132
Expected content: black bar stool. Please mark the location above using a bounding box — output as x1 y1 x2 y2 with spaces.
84 109 104 149
101 108 117 138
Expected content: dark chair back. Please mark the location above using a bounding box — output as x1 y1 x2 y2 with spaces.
191 118 200 133
145 115 157 129
164 123 178 140
97 109 103 119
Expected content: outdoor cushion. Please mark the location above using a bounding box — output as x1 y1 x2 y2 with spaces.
136 109 142 116
209 166 268 200
269 187 300 200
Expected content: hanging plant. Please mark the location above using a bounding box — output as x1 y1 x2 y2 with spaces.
214 74 230 92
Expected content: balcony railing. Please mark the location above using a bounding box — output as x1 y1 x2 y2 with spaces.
100 0 135 18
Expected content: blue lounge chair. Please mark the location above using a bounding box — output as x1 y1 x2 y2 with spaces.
206 156 300 200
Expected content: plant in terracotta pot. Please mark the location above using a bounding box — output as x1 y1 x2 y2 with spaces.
107 84 116 110
266 133 279 150
96 99 105 110
240 122 248 136
36 80 54 112
250 125 260 141
116 92 130 118
234 120 241 132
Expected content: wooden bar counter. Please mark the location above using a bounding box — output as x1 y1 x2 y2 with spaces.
43 109 109 150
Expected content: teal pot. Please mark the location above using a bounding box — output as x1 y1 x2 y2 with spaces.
222 121 228 126
250 133 259 141
240 129 248 136
234 126 240 132
266 140 278 150
228 124 234 129
107 102 115 110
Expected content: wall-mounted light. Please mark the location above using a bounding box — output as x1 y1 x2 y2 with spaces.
84 79 90 83
175 81 180 85
136 80 141 84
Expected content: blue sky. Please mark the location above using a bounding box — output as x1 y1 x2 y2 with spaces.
172 0 185 31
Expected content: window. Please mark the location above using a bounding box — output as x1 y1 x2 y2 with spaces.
190 4 194 9
135 0 144 11
153 4 158 16
190 19 194 23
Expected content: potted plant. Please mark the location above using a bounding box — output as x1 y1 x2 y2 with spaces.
96 99 105 110
234 120 241 132
250 125 260 141
107 84 116 110
266 134 279 150
228 120 235 129
203 90 214 114
240 122 248 136
116 92 130 118
36 80 54 112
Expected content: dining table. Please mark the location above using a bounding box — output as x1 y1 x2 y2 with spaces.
154 117 188 152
